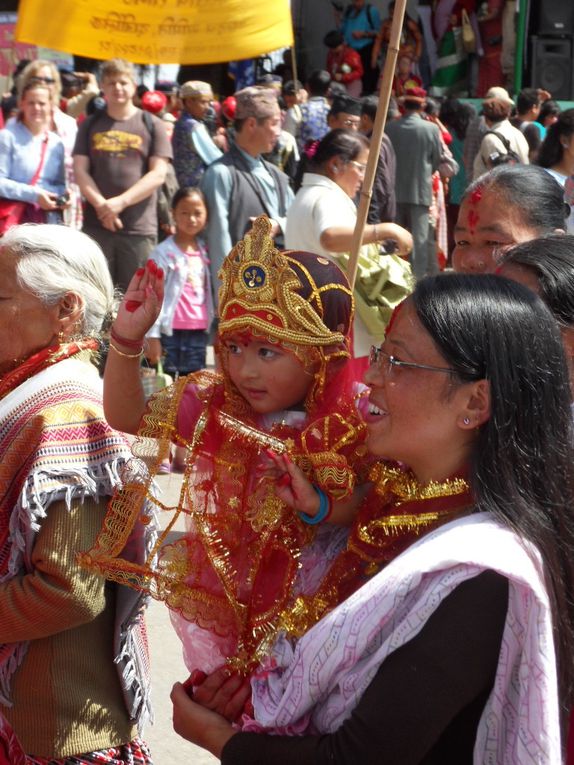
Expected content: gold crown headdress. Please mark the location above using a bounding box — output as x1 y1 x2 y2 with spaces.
218 216 352 348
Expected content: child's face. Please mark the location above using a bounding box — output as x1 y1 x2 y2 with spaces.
174 194 207 238
223 335 313 414
397 56 412 76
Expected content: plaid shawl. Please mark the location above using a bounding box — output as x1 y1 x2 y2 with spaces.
0 355 154 729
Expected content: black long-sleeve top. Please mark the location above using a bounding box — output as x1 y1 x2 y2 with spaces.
222 570 509 765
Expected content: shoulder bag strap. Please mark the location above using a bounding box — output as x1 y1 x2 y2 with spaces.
30 132 50 186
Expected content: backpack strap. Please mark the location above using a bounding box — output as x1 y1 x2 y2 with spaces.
366 4 375 29
141 109 155 153
344 2 375 29
483 130 511 153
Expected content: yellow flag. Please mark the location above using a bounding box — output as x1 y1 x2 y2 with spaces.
15 0 293 64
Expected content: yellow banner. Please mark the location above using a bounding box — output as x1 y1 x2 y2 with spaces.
15 0 293 65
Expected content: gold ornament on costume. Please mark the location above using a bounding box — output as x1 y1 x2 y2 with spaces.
218 216 354 349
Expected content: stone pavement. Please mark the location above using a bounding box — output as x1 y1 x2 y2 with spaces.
142 471 218 764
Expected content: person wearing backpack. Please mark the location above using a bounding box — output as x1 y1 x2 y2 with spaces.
472 96 528 180
73 58 173 292
340 0 381 94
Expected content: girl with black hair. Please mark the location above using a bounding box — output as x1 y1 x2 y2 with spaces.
537 109 574 234
170 273 574 764
499 233 574 765
453 163 568 274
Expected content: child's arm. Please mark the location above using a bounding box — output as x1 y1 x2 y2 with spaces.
103 261 164 434
261 452 370 526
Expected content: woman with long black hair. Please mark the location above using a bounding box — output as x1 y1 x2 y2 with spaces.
171 273 574 764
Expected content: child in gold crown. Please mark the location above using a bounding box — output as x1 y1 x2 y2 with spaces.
82 216 373 677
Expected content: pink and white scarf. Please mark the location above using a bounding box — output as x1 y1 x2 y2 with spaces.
246 514 561 763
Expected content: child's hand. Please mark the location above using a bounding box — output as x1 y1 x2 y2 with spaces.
258 451 321 517
113 260 165 343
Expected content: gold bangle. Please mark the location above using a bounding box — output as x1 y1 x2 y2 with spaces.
109 341 143 359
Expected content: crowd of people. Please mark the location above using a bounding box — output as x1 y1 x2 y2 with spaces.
1 1 574 763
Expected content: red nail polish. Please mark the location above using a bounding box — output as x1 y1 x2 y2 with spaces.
190 669 207 686
156 267 164 278
277 474 291 487
147 260 157 272
135 268 145 277
182 676 195 697
125 300 142 312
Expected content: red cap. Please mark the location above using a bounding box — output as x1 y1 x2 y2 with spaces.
222 95 237 121
141 90 168 115
404 86 427 102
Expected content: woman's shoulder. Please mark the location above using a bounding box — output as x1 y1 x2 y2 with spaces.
0 120 21 142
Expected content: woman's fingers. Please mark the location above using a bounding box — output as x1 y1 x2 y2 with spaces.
192 667 252 722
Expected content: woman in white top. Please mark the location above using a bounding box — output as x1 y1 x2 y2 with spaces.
285 129 411 260
285 130 412 368
537 109 574 235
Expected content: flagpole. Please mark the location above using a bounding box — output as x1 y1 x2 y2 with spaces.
347 0 407 289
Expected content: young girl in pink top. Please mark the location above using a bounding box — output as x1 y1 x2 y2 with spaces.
146 187 214 378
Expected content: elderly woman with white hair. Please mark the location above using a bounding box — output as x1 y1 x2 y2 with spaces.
0 225 154 764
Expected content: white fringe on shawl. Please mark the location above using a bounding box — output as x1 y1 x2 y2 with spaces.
0 358 156 729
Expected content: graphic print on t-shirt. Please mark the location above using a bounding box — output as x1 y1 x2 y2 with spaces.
92 130 143 157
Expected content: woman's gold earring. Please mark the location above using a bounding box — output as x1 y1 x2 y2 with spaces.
58 330 65 343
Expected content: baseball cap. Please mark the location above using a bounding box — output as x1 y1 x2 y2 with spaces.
485 86 514 107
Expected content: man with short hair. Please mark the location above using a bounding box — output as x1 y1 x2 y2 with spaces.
360 94 396 223
73 58 172 291
385 86 442 279
328 94 362 130
297 70 332 152
201 87 293 296
173 80 222 188
473 96 529 179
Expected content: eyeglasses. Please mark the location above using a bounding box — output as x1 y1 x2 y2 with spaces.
341 118 360 128
348 160 367 174
369 346 456 375
31 76 55 85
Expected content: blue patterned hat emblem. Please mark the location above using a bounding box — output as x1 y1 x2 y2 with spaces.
242 265 266 290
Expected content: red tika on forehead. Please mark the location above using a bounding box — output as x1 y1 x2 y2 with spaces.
468 208 479 234
385 301 404 337
470 188 482 204
236 330 252 346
